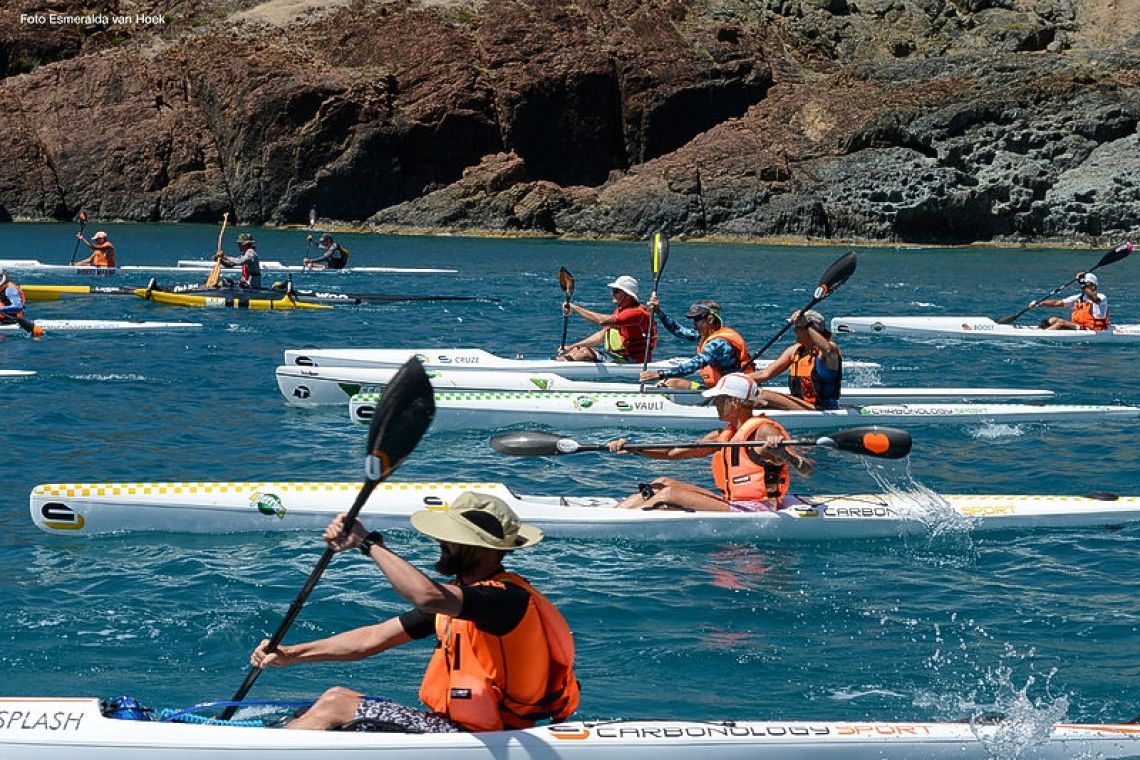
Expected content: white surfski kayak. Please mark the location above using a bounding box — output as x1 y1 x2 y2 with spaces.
831 316 1140 341
1 697 1136 760
275 364 1054 407
283 347 882 376
29 481 1140 539
0 319 202 333
348 390 1140 432
0 258 456 275
0 369 36 378
175 259 456 274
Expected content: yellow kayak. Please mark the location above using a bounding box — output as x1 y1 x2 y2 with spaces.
23 285 116 301
133 288 332 311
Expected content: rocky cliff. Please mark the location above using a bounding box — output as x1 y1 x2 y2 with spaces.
0 0 1136 245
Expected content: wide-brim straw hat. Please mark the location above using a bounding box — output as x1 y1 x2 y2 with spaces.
410 492 543 550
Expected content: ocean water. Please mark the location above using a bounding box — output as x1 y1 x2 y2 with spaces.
2 224 1138 737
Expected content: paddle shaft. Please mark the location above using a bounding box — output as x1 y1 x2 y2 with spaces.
583 438 832 454
223 478 381 715
205 213 230 289
69 213 87 265
639 232 669 384
1 314 40 336
558 268 574 352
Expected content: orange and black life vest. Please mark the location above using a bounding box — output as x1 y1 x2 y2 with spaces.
710 416 791 503
696 327 755 387
1071 297 1109 331
89 242 116 268
788 345 842 409
0 280 28 317
419 572 580 732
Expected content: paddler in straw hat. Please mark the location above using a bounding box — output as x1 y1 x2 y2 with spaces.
748 308 843 410
251 492 579 733
608 373 814 512
74 230 117 269
214 232 263 289
557 274 657 363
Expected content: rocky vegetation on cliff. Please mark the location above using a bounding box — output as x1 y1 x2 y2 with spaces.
0 0 1136 244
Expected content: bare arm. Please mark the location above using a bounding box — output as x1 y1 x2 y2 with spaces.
607 430 720 460
803 327 841 370
749 345 796 383
565 302 612 325
253 617 412 668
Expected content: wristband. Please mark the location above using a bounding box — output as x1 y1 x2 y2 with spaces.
359 530 385 556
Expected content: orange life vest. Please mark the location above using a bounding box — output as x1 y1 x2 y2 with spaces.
1071 298 1109 331
696 327 755 387
710 416 791 503
89 242 116 268
419 572 580 732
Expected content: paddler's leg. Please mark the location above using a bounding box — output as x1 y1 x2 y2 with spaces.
558 345 603 361
286 686 363 730
755 389 816 410
616 477 730 511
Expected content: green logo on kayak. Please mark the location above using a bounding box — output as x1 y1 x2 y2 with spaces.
871 322 885 332
251 492 286 519
530 377 550 390
573 396 594 409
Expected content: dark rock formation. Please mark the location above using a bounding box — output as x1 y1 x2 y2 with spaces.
0 0 1136 245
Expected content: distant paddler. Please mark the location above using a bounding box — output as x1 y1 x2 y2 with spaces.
303 233 350 270
607 373 813 512
639 298 754 389
74 230 116 269
748 309 843 411
213 232 262 289
0 268 43 337
557 274 657 364
1030 272 1109 331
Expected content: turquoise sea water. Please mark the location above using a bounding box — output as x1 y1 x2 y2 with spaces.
1 224 1138 736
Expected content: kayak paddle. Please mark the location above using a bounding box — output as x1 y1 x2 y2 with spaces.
491 425 911 459
558 267 575 352
204 212 229 289
995 241 1133 325
3 314 44 338
750 251 856 361
639 231 669 387
220 357 435 717
69 211 88 265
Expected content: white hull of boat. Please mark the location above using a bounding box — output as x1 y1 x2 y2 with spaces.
30 481 1140 539
175 259 456 274
0 369 35 377
275 365 1055 407
2 698 1137 759
0 320 202 333
0 258 455 275
348 391 1140 432
832 315 1140 341
282 347 881 376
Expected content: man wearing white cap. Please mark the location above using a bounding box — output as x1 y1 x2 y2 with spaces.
748 308 843 410
1031 272 1109 331
74 230 117 268
251 492 579 733
557 274 657 363
607 372 814 512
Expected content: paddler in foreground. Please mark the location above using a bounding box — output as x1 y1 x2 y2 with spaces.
557 274 656 363
251 492 579 732
639 298 754 389
608 373 814 512
0 269 41 336
748 308 843 410
74 230 117 269
1029 272 1109 331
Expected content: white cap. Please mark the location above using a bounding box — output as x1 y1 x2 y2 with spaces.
701 373 760 403
1079 273 1098 286
607 275 639 299
93 230 108 240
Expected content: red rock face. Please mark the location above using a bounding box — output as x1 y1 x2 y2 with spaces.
0 0 1135 245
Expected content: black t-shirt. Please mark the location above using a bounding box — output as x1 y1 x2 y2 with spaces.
399 581 531 639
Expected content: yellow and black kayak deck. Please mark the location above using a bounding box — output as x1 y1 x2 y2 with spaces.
133 288 332 310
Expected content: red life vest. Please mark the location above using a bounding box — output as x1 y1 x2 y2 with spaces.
1071 298 1109 331
603 305 656 363
419 572 580 732
710 416 791 503
696 327 755 387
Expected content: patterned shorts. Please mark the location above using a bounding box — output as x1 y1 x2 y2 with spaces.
353 696 462 733
728 500 778 513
